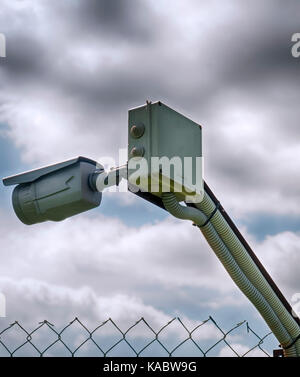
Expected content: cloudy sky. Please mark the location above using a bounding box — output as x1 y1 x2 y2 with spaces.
0 0 300 356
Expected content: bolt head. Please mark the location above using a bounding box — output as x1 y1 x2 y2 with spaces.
130 146 145 158
130 123 145 138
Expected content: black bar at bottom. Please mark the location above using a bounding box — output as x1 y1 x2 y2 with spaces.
0 356 294 374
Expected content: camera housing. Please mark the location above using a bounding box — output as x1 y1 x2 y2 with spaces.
2 156 102 225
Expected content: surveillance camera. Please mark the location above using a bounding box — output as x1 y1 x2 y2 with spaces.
2 157 103 225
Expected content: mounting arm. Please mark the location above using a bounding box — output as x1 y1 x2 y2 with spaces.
131 182 300 357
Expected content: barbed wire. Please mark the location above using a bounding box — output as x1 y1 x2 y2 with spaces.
0 316 277 357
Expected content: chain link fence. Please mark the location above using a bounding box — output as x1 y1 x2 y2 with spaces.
0 316 278 357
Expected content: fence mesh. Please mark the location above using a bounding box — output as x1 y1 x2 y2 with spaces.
0 316 278 357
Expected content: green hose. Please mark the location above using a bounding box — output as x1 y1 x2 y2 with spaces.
196 192 300 356
162 192 300 357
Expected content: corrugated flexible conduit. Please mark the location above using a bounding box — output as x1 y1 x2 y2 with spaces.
162 192 300 357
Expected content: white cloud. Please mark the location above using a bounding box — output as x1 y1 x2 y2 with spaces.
254 231 300 300
218 343 268 357
0 205 299 330
0 211 235 298
0 277 171 329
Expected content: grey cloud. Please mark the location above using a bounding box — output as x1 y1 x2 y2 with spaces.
70 0 157 42
0 0 160 97
0 0 300 214
2 34 47 82
1 0 299 109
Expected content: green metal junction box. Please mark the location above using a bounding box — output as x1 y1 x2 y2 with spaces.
128 101 203 203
